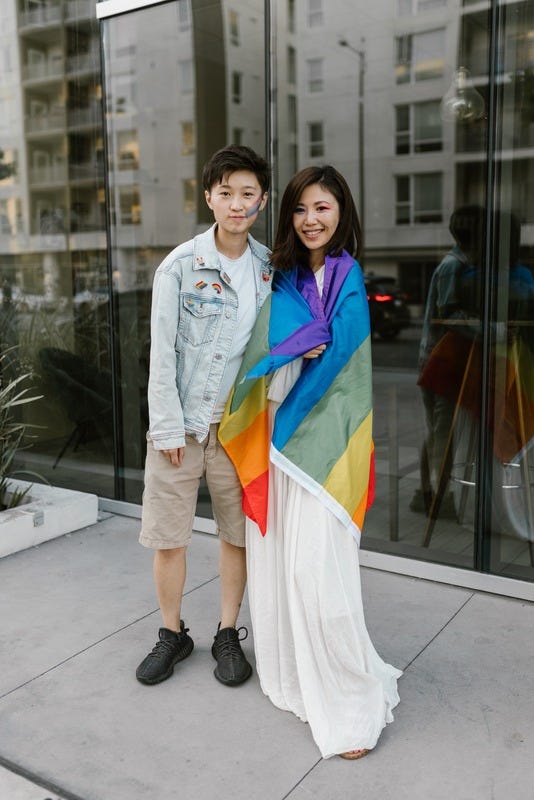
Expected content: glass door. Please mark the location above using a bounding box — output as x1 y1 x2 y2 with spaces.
486 0 534 581
100 0 266 505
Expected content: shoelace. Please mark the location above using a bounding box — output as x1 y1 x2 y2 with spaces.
235 625 248 642
216 626 249 659
151 628 189 660
150 639 177 660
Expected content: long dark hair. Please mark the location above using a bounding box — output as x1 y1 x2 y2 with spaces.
270 165 362 271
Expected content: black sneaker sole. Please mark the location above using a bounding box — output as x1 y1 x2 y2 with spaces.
213 660 252 687
136 639 194 685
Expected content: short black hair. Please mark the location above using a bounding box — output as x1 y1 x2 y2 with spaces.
202 145 270 194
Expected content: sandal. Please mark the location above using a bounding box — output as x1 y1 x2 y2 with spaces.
339 749 370 760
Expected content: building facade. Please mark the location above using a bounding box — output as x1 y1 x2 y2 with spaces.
1 0 533 595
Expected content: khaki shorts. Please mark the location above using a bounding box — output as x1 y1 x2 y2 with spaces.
139 424 245 549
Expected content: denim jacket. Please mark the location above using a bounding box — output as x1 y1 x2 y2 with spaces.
148 224 271 449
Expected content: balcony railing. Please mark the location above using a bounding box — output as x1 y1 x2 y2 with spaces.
19 3 62 29
29 164 68 185
67 104 103 128
26 110 66 133
65 0 94 20
23 59 64 83
69 162 105 180
66 50 100 75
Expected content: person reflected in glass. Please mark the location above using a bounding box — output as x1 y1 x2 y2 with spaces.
220 166 401 760
492 212 534 526
136 145 271 688
410 205 485 519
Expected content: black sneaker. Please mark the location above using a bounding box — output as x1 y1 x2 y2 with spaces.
211 624 252 686
136 621 194 685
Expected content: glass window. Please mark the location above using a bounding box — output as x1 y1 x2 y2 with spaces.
179 59 194 93
182 179 196 214
178 0 191 31
414 101 442 151
396 173 442 224
117 131 139 170
307 121 324 157
414 29 445 80
232 70 242 103
229 10 240 45
102 0 266 507
181 121 195 155
119 186 141 225
414 173 442 222
306 58 323 93
288 94 297 133
395 105 411 154
0 148 18 183
307 0 324 28
396 102 441 154
288 46 296 83
288 0 296 33
399 0 447 12
1 0 113 498
396 30 445 83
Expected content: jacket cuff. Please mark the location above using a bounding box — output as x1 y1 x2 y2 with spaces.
149 431 186 450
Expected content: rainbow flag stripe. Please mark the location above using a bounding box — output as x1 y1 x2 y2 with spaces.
219 252 375 542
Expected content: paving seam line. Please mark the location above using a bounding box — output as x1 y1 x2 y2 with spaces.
0 574 220 700
0 754 86 800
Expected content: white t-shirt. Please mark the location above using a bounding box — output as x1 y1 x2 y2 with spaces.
212 246 257 421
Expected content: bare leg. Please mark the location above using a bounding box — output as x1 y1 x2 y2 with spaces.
153 547 187 631
219 539 247 628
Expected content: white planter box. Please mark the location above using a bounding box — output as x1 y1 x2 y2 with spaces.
0 479 98 558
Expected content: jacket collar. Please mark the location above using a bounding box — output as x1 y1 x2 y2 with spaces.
192 224 270 272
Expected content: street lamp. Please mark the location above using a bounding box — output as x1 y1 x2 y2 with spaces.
338 37 366 255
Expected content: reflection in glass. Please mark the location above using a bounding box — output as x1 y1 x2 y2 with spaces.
488 0 534 579
1 0 113 496
273 0 495 570
103 0 266 506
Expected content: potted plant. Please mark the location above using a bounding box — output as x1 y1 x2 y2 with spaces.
0 350 42 511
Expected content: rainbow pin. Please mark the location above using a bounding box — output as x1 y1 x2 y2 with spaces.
212 282 222 294
195 280 207 290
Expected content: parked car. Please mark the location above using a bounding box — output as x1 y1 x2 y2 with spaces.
364 275 411 340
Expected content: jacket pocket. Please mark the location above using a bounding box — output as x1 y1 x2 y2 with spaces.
180 293 223 346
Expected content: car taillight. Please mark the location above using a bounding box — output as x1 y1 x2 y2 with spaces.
374 294 393 302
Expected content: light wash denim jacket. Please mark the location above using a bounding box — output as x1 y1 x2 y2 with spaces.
148 224 271 450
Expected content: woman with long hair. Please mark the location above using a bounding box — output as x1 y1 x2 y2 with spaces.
219 165 401 759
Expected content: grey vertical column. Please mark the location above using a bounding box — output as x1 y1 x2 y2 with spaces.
192 0 227 225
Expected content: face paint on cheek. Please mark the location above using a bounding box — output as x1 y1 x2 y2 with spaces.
245 196 264 218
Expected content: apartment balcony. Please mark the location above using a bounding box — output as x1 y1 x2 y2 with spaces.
65 0 94 21
69 162 105 181
19 2 62 30
66 50 100 75
29 164 68 186
67 104 103 129
70 213 106 233
23 59 64 84
26 110 66 134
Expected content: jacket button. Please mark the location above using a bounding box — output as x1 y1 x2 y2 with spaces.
225 311 232 319
215 354 222 360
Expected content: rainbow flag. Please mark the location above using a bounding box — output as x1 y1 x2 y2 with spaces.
218 251 375 543
419 328 534 463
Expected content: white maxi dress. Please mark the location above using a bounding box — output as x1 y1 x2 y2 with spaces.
246 266 401 759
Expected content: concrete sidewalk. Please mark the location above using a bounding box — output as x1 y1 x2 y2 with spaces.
1 513 533 800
